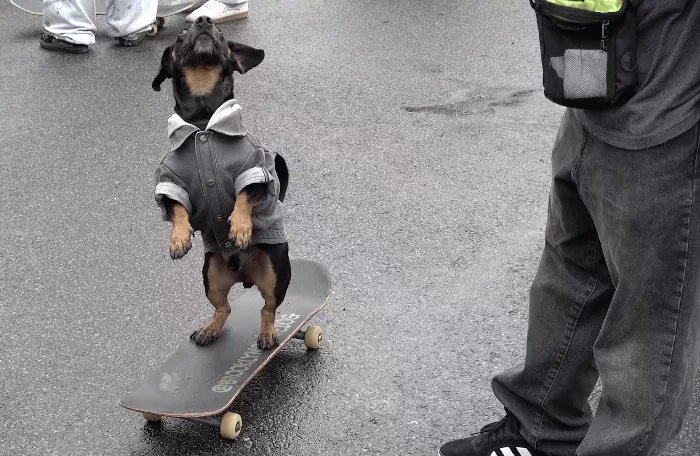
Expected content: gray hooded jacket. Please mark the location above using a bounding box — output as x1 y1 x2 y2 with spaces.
154 99 286 254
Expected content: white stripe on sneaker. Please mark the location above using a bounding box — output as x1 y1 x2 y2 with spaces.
490 451 498 456
517 448 533 456
501 448 516 456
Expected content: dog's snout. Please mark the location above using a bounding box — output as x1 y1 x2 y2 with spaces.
195 16 214 25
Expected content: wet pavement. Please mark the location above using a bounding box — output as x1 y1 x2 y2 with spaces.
0 1 698 455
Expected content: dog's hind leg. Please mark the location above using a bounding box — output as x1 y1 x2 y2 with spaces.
191 252 238 345
248 245 291 350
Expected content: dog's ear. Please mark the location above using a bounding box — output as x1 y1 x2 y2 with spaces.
227 42 265 74
152 46 174 92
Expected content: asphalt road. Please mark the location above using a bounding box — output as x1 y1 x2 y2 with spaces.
1 1 698 455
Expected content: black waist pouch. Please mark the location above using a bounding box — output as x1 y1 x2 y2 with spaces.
530 0 637 109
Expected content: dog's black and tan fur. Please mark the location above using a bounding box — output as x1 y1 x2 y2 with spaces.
152 16 290 350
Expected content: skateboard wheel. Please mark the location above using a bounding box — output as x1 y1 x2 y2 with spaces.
304 326 323 350
146 25 158 37
220 412 242 440
156 17 165 27
142 412 161 422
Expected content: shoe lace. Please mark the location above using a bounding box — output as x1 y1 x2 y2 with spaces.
472 410 521 447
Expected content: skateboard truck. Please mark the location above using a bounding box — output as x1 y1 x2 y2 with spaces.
146 17 167 37
142 411 244 440
293 326 323 350
143 412 243 439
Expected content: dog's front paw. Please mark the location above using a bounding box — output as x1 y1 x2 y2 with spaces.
170 226 193 259
228 213 253 249
190 325 219 345
257 329 279 351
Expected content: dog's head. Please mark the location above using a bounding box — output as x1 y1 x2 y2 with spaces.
152 16 264 123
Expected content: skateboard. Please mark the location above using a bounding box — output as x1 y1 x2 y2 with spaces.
119 259 332 440
10 0 195 36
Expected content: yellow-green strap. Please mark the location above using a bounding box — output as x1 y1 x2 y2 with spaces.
544 0 622 13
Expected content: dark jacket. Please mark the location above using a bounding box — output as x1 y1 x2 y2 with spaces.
154 100 286 254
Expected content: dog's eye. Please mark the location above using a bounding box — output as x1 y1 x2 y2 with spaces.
180 29 188 35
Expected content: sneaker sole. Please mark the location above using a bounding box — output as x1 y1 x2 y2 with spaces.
40 41 88 54
438 448 539 456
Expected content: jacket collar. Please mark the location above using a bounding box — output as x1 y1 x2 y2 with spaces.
167 99 247 151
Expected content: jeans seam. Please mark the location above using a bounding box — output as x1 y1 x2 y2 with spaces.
571 125 590 184
631 126 700 456
533 240 601 447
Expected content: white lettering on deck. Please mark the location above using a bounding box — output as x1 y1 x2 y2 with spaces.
212 313 301 392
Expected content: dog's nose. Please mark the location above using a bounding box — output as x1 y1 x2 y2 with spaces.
195 16 213 25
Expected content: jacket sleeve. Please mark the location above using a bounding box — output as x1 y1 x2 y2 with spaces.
154 162 192 221
234 149 274 196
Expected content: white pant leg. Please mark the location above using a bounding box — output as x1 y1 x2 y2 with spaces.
104 0 158 38
43 0 97 45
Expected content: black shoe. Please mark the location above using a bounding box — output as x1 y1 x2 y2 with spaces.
116 32 147 47
439 410 548 456
39 33 88 54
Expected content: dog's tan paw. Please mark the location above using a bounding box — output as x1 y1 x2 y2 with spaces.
228 213 253 249
170 226 193 259
191 308 230 345
190 324 220 345
257 330 279 351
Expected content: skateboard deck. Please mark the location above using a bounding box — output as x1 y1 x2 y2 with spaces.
11 0 194 17
119 259 331 438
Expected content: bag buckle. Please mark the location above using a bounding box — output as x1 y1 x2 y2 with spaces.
600 20 609 51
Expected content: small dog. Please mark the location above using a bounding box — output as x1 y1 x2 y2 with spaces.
151 16 290 350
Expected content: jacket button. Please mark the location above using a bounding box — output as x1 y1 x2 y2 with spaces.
216 216 224 222
199 134 208 143
206 180 215 187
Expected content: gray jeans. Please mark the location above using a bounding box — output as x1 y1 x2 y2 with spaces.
43 0 157 45
492 109 700 456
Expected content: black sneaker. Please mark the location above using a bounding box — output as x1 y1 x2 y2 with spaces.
39 33 88 54
116 32 147 47
439 410 548 456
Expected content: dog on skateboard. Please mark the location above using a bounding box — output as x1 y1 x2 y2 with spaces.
151 16 290 351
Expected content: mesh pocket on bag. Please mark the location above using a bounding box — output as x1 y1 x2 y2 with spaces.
550 49 608 99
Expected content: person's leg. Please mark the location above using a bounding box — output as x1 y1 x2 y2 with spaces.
572 120 700 456
476 115 700 456
185 0 248 24
441 110 613 456
489 109 615 456
104 0 157 44
42 0 96 52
